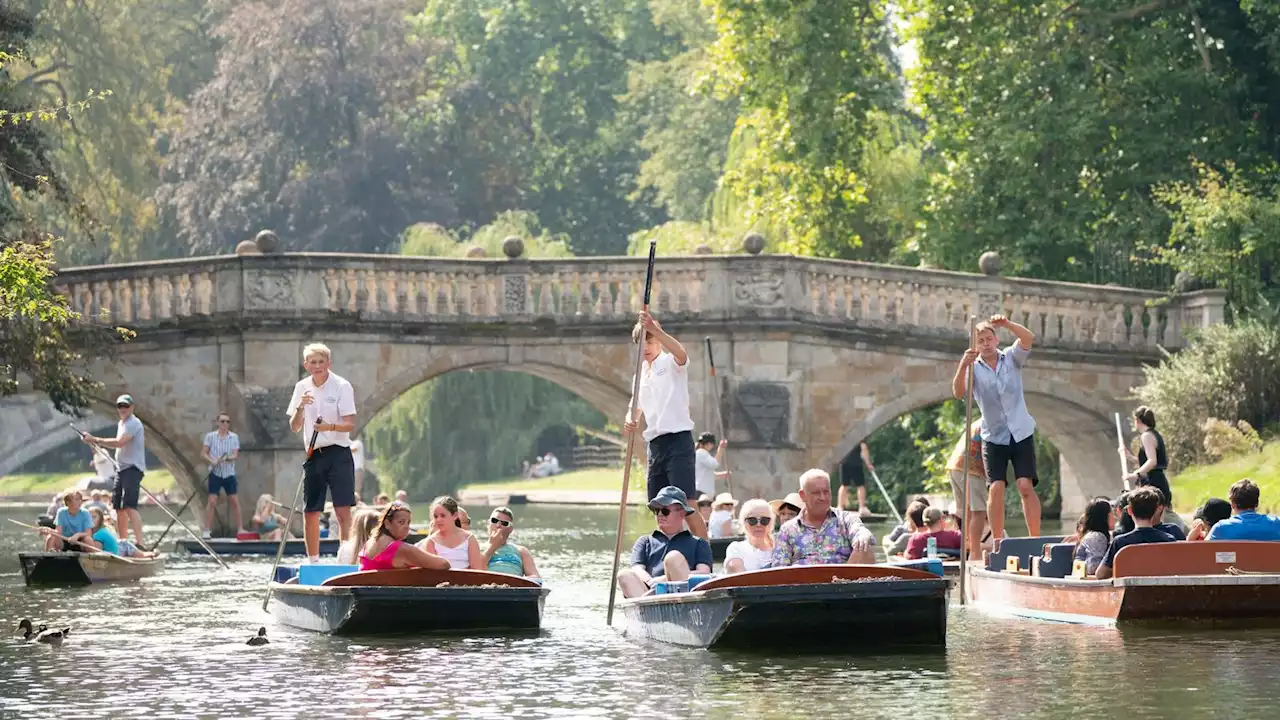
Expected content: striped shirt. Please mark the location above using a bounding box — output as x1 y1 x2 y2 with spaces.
203 431 240 478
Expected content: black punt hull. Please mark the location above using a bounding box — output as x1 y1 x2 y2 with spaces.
621 580 948 650
268 583 550 635
18 552 164 587
179 535 424 556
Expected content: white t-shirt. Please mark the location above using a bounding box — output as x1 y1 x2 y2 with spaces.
725 540 773 572
695 448 719 496
708 509 735 539
286 371 357 449
350 439 365 470
92 453 115 480
635 352 694 442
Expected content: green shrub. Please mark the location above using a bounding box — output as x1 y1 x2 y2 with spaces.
1202 418 1264 460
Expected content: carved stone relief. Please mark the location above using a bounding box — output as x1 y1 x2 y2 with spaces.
504 274 528 315
733 273 786 308
247 270 296 308
733 382 791 446
238 384 299 447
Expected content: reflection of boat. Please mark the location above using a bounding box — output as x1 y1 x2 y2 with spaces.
177 534 426 556
268 567 549 635
966 540 1280 625
620 564 947 650
18 552 164 587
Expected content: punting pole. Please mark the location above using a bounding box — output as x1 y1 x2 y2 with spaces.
262 425 320 612
704 337 733 497
6 518 136 563
1115 412 1130 491
606 240 658 627
867 468 904 525
147 491 199 550
959 316 977 606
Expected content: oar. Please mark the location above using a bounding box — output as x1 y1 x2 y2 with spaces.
1115 412 1130 491
262 424 320 612
866 468 904 525
704 337 733 497
268 499 305 515
606 240 658 627
147 491 199 551
6 518 138 564
958 315 978 606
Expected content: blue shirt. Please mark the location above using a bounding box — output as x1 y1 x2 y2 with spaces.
630 530 713 577
972 344 1036 444
55 507 93 537
92 528 120 555
1206 511 1280 541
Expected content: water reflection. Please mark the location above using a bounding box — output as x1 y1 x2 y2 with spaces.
3 505 1280 719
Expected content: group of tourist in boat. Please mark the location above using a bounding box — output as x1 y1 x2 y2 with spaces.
36 488 158 559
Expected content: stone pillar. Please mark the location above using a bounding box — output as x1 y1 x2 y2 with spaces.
1058 454 1087 520
233 446 309 536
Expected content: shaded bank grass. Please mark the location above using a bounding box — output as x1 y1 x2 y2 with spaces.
0 469 177 497
460 465 639 494
1170 443 1280 514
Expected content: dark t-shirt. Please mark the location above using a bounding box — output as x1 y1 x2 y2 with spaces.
1156 522 1186 541
630 530 713 577
1101 526 1176 569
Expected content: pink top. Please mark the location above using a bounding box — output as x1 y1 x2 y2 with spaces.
358 540 403 571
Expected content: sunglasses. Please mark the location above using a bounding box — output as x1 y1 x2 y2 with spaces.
652 507 680 517
116 404 131 409
697 502 712 508
744 516 772 526
489 517 511 527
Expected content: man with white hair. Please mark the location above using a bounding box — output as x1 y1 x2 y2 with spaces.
772 468 876 566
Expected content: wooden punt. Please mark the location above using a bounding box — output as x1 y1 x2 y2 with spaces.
619 565 947 650
177 533 425 556
18 551 164 587
268 568 549 635
966 540 1280 626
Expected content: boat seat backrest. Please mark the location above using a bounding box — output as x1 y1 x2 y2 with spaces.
986 536 1064 571
1032 543 1076 579
1113 540 1280 578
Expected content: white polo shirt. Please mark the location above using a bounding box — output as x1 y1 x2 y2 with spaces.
635 352 694 442
286 371 357 450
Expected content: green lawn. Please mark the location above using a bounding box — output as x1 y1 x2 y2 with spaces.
0 469 176 497
1170 443 1280 514
460 465 640 494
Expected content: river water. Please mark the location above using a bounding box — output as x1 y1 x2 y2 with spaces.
2 503 1279 719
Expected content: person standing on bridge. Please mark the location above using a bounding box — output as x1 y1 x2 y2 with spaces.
201 412 244 539
79 394 147 547
287 343 358 564
952 315 1042 540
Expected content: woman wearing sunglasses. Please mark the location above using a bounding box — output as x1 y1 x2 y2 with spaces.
723 499 775 574
481 507 541 578
359 502 450 571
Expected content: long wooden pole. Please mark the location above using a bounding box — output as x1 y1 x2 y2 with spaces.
606 240 658 627
959 315 977 606
147 491 199 550
7 518 139 563
263 425 320 612
704 337 733 497
1115 412 1130 491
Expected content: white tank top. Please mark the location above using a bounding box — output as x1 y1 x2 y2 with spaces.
432 535 471 569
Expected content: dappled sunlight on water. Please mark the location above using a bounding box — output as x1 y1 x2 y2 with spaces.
3 506 1280 719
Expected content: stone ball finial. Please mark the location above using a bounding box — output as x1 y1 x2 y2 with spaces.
743 231 766 255
502 236 525 259
254 230 279 254
694 243 713 255
978 250 1001 276
465 245 487 258
235 239 262 256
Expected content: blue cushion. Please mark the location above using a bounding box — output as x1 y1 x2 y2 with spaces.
274 565 299 583
986 536 1064 571
298 564 361 586
688 573 713 590
890 558 945 577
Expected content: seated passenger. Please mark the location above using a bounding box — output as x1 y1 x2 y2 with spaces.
85 508 157 559
250 494 289 541
772 469 875 567
1206 479 1280 541
708 493 737 539
416 496 484 569
1153 502 1187 540
724 499 774 573
1072 497 1114 576
768 493 803 533
483 506 540 578
338 509 379 564
1187 498 1232 541
1096 486 1176 580
359 502 449 571
84 490 110 515
457 507 472 534
373 493 391 507
885 500 929 557
904 506 962 560
616 486 713 598
45 490 93 552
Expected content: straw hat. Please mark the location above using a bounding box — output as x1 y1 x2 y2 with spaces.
768 492 804 514
712 492 737 508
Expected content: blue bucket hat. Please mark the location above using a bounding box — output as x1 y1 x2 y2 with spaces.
648 486 694 514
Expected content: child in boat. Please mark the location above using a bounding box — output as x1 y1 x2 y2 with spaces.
904 507 962 560
251 494 289 541
723 499 774 573
85 508 157 558
1095 486 1176 580
416 496 484 569
359 502 449 571
482 507 540 578
885 499 929 557
46 490 93 552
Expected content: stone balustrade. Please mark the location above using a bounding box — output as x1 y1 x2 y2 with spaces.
55 253 1224 351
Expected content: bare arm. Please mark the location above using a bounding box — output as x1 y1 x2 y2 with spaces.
952 350 977 399
89 433 132 450
398 543 451 570
714 440 726 466
861 442 874 471
314 414 357 434
652 326 688 366
1135 432 1158 475
289 405 306 433
519 547 540 579
201 443 216 464
1001 318 1035 351
1096 563 1114 580
467 536 486 570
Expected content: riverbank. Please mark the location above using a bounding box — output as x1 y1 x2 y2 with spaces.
457 466 643 506
1170 443 1279 514
0 469 177 504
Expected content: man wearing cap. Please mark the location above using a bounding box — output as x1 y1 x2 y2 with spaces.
80 394 147 547
616 486 713 599
773 469 875 567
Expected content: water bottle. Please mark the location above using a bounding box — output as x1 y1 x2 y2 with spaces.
927 536 938 559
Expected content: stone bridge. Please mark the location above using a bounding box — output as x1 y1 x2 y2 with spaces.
2 246 1225 523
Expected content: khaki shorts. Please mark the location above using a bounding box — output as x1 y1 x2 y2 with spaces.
950 469 988 512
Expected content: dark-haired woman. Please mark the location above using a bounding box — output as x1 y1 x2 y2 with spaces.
1123 406 1186 531
359 502 449 571
416 496 484 569
1072 497 1115 576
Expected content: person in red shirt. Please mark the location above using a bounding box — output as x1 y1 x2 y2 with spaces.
905 506 963 560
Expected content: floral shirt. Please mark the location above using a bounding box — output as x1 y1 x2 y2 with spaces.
772 509 874 567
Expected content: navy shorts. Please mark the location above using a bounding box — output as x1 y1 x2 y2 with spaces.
207 473 238 496
112 466 144 510
303 445 356 513
841 461 866 488
982 434 1039 486
646 430 696 501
